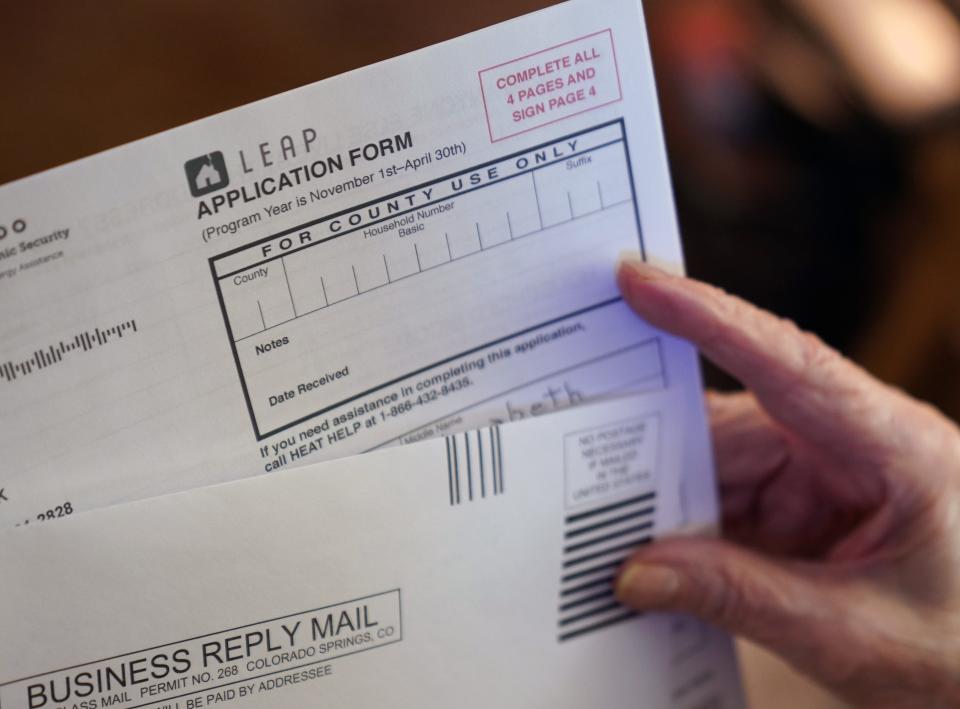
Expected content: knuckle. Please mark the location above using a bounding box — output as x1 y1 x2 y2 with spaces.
693 282 743 341
694 565 751 628
770 320 844 398
689 559 793 641
791 323 835 372
709 284 751 328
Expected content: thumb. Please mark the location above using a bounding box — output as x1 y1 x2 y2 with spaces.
616 537 843 665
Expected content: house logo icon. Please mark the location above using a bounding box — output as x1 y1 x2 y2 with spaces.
184 152 229 197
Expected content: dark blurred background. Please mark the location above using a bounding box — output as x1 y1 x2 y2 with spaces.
2 0 959 419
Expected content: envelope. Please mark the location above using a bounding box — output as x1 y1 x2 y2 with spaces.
0 395 743 709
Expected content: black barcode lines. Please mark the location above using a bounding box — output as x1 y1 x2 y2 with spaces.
0 319 138 384
447 425 504 506
557 492 656 642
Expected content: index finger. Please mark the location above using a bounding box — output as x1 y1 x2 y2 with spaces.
615 254 901 464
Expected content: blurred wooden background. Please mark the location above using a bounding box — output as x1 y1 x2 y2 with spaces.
0 1 549 184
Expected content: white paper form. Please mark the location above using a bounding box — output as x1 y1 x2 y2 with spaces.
0 0 706 529
0 396 744 709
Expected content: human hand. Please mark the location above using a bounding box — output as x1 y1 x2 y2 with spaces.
614 254 960 708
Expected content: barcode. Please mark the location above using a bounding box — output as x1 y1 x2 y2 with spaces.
0 319 138 383
557 491 656 642
445 425 504 506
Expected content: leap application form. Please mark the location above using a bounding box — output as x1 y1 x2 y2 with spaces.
214 121 646 441
0 0 704 528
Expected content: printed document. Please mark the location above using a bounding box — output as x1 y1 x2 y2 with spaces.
0 0 705 530
0 396 744 708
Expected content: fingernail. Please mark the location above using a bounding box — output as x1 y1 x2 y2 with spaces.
616 563 681 608
614 252 670 282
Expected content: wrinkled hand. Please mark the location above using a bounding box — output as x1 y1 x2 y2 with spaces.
614 254 960 708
